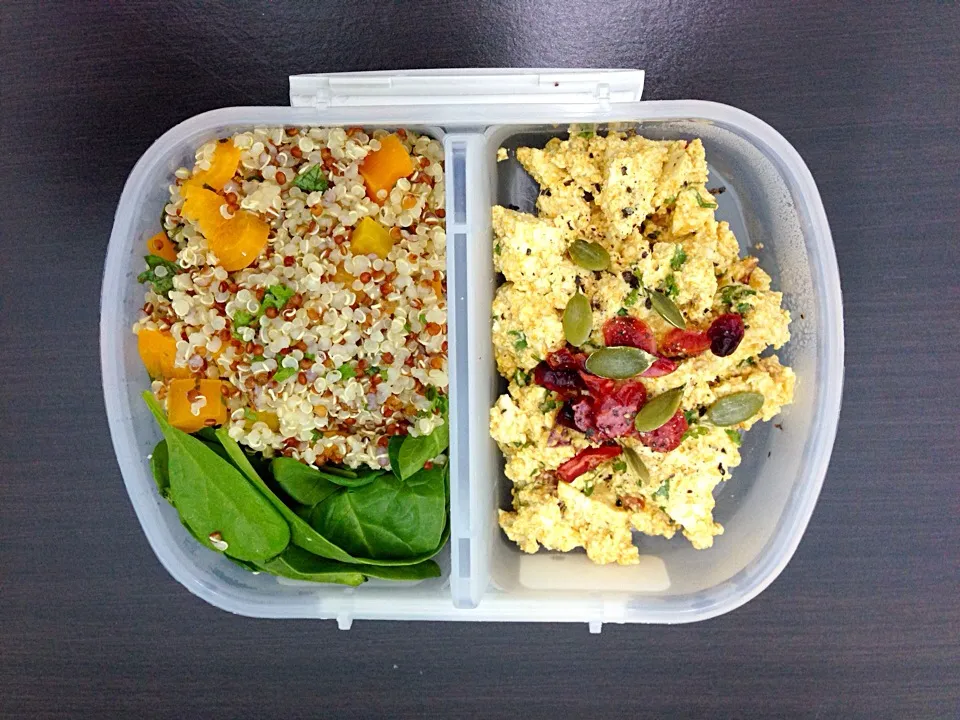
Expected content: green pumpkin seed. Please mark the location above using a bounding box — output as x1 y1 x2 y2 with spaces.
568 239 610 271
706 391 765 426
633 386 685 432
584 347 656 379
620 445 651 485
647 288 686 329
563 292 592 346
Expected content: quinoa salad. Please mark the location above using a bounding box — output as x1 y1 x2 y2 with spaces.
133 126 451 583
491 130 795 564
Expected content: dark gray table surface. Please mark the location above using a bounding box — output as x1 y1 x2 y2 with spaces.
2 1 958 718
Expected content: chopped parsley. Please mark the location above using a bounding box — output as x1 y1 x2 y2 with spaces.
136 255 180 297
303 352 316 361
681 426 710 442
494 242 502 256
513 368 531 387
232 309 256 328
725 429 742 446
272 366 298 383
311 429 323 442
508 330 528 351
653 479 670 501
719 284 757 309
293 164 329 193
250 354 266 363
539 398 559 413
623 288 640 307
684 409 699 425
582 480 595 497
243 408 258 422
663 195 677 207
337 363 356 381
616 307 629 316
739 356 758 368
670 246 688 271
663 274 680 299
419 312 427 326
693 189 718 209
612 459 627 473
260 284 296 315
404 321 412 333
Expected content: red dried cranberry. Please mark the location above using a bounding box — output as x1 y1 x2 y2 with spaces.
603 317 657 354
707 313 745 357
641 356 679 378
659 328 711 358
545 347 587 370
637 409 688 453
533 361 582 395
594 381 647 439
571 396 598 436
556 445 622 482
556 401 579 430
578 370 616 398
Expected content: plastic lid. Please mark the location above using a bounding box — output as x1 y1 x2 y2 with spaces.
290 68 644 109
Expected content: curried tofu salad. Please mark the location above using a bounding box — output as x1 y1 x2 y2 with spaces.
491 129 795 564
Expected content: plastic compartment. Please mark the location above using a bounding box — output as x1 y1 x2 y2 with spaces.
102 71 842 628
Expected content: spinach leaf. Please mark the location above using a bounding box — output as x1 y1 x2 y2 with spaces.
396 421 449 481
272 366 298 383
293 164 329 193
257 546 366 587
150 440 171 500
309 465 447 560
387 435 405 478
137 255 180 297
270 457 342 506
216 430 441 567
142 392 290 563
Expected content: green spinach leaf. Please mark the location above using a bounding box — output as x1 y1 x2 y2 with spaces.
258 546 366 587
137 255 180 297
142 392 290 563
293 164 329 193
308 466 446 560
270 457 342 506
150 439 171 500
396 420 449 481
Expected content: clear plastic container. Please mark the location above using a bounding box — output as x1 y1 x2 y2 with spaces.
101 70 843 630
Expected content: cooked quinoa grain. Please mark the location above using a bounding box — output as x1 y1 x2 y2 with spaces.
134 127 447 470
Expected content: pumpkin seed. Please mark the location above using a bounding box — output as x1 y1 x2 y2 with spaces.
633 386 685 432
620 445 651 485
647 288 686 329
568 239 610 271
706 391 765 426
585 346 656 379
563 292 592 346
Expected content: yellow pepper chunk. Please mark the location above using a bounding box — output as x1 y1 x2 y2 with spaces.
350 217 393 259
166 379 227 433
137 328 190 380
184 140 242 191
146 231 177 262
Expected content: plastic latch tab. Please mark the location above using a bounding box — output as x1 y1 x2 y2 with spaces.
290 69 644 108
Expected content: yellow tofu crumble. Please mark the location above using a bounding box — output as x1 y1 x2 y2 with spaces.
491 130 795 563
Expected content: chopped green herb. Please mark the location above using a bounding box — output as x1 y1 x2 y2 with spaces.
293 164 329 193
739 356 758 368
508 330 528 351
379 367 390 381
670 246 688 270
337 364 356 381
539 399 559 413
419 312 427 326
582 481 595 497
260 284 296 315
243 408 258 422
623 288 640 307
579 130 594 138
367 365 381 377
663 195 677 207
303 352 316 361
513 369 531 387
250 354 266 363
311 429 322 442
683 409 699 425
137 255 180 297
693 189 718 209
663 274 680 299
272 366 298 383
681 426 710 442
653 479 670 501
612 459 627 473
720 284 757 308
736 302 752 315
494 243 502 256
404 321 412 333
725 429 742 446
233 309 256 328
616 307 629 317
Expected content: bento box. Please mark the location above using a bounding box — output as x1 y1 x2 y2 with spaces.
101 69 843 630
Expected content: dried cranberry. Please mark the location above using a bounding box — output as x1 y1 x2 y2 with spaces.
533 361 582 395
578 370 616 398
556 445 622 482
571 396 598 435
659 328 711 358
707 313 745 357
621 495 646 511
556 401 579 430
637 409 688 452
545 347 587 370
603 316 657 354
594 381 647 439
641 356 679 378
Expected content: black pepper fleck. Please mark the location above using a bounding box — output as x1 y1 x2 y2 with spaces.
583 191 594 203
644 297 653 310
621 166 628 176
